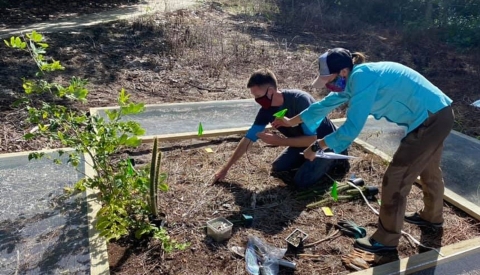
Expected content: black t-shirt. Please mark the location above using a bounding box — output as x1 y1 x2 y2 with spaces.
245 89 336 142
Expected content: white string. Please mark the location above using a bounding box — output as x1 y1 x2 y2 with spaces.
326 174 444 257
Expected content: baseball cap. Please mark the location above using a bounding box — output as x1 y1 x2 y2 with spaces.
312 48 353 88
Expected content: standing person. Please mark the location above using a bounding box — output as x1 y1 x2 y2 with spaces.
212 68 349 189
273 48 453 253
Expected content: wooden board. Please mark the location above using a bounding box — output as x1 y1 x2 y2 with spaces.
84 153 110 275
351 237 480 275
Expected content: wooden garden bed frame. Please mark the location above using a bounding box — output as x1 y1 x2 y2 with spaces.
88 104 480 274
0 149 109 275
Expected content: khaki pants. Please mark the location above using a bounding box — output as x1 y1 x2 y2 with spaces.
372 106 454 246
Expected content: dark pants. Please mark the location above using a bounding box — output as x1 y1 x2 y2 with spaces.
372 106 454 246
272 147 348 189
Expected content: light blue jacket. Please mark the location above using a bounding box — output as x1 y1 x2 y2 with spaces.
300 61 453 153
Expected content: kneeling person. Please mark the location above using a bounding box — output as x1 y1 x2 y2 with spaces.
213 69 348 188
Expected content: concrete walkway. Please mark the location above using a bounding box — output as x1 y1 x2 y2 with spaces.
0 0 200 39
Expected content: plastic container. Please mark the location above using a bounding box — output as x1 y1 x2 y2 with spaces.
206 217 233 242
285 228 308 248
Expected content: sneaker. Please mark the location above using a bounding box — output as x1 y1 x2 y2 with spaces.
404 212 443 228
354 236 397 253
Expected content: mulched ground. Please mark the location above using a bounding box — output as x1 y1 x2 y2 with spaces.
107 139 480 274
1 1 480 274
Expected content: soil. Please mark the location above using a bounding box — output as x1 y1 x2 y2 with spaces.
1 1 480 274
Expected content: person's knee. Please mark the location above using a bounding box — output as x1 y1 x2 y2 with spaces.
330 159 350 177
294 173 321 189
271 161 284 172
271 158 294 172
294 160 331 189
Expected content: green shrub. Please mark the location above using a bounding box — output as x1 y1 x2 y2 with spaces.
5 31 188 251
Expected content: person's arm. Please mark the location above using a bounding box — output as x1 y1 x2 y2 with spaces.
224 137 252 170
299 92 349 133
257 132 317 147
272 92 349 129
212 137 253 183
213 119 266 183
323 74 379 153
279 135 317 147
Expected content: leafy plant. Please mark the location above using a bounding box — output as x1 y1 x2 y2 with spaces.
5 31 186 251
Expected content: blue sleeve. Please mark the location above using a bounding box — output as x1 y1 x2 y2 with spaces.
324 72 379 153
299 92 349 133
245 124 266 142
301 123 316 136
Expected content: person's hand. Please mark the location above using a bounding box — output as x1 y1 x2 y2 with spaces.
212 167 229 184
271 117 295 128
256 132 283 145
303 146 318 161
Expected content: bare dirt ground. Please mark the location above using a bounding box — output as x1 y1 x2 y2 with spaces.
1 1 480 274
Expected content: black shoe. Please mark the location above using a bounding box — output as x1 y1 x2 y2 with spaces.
404 212 443 228
354 237 397 253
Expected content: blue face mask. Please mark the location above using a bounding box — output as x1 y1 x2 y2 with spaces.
325 75 346 92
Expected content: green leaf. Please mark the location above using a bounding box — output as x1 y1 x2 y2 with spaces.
105 110 119 121
159 183 169 192
125 136 141 147
28 30 43 43
11 97 29 107
121 103 145 115
273 108 288 118
158 173 167 183
331 181 338 202
74 179 86 191
4 39 10 47
118 134 128 144
24 133 35 140
28 152 45 161
22 80 33 94
96 216 111 231
38 124 48 132
118 88 129 105
127 159 135 176
73 87 88 101
12 37 26 49
197 122 203 137
37 42 49 48
126 121 145 136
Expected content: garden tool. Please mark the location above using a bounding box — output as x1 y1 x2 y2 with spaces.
337 220 367 239
329 178 365 193
345 186 379 200
297 178 364 201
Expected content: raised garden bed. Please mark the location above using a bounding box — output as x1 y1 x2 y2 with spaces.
107 137 480 274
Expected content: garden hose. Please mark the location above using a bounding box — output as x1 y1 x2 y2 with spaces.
344 180 445 257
